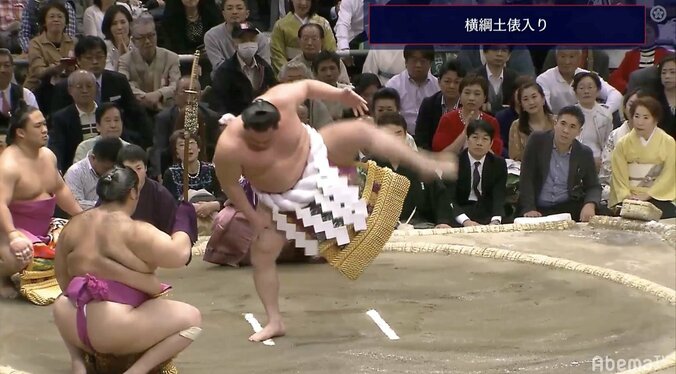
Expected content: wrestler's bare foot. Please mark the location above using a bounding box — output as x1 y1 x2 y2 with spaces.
0 277 18 299
249 321 285 342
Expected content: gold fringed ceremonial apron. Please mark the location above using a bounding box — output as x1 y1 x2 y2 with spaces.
255 125 410 280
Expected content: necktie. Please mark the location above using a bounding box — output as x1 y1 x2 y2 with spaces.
95 81 102 104
472 161 481 199
1 92 9 116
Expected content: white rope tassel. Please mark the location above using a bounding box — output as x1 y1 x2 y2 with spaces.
255 125 367 255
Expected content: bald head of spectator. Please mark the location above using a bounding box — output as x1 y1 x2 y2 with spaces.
174 76 202 109
67 70 97 110
554 48 582 80
278 60 313 82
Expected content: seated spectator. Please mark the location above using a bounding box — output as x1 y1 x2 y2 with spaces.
204 0 271 72
0 49 39 132
386 45 439 134
457 46 535 78
432 74 503 155
151 76 220 178
609 21 672 93
101 4 133 71
49 70 100 173
368 112 451 228
508 81 556 161
64 136 123 210
291 23 349 84
269 0 336 74
470 45 519 115
210 22 276 115
655 55 676 138
83 0 116 38
73 102 130 162
115 144 178 233
537 48 622 114
162 130 226 217
19 0 77 53
599 89 647 202
312 51 348 120
518 106 601 222
342 73 382 119
24 2 76 108
440 119 507 227
51 36 154 149
362 48 405 86
277 60 332 128
542 47 610 80
162 0 222 54
627 65 660 94
415 59 465 150
118 13 180 113
609 96 675 219
334 0 366 74
572 71 613 170
371 87 417 150
495 75 534 157
0 0 23 53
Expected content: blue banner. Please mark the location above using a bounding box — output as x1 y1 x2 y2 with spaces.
367 5 646 46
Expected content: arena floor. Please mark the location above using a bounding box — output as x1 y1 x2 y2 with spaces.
1 218 675 374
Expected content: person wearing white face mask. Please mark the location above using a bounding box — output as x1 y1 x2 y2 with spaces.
209 22 278 116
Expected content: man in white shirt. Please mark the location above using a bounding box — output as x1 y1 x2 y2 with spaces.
0 49 39 131
335 0 365 52
64 136 123 211
536 48 622 114
385 45 440 134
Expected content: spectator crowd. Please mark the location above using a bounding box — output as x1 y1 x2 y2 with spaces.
0 0 674 261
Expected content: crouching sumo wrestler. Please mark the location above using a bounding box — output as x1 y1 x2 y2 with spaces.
52 166 201 374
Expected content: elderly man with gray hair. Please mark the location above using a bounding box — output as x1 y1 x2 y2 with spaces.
277 60 332 129
49 69 101 173
118 13 181 113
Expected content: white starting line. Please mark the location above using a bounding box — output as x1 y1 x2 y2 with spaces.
243 313 275 346
366 309 400 340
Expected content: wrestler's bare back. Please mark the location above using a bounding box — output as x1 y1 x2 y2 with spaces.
218 109 310 193
0 146 63 202
55 209 161 295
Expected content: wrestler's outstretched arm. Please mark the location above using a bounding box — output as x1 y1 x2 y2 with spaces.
259 79 368 117
320 119 458 181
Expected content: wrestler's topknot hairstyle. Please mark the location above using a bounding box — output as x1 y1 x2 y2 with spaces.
6 101 39 146
97 166 139 204
242 99 280 132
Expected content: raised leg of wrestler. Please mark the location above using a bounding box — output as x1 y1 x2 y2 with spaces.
249 205 288 342
54 296 202 373
0 235 29 299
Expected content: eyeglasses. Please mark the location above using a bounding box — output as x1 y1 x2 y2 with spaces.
133 32 156 41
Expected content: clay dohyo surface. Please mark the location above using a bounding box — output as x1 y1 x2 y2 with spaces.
1 225 675 374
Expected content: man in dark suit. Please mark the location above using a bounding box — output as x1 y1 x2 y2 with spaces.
150 76 220 179
457 46 536 78
48 70 99 173
518 105 601 222
439 119 507 227
50 36 153 149
369 112 453 227
209 22 276 116
471 45 519 116
414 59 465 150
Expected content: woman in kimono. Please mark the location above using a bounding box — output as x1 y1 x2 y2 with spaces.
610 96 676 218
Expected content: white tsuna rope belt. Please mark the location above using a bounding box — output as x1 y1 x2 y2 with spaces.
254 125 368 256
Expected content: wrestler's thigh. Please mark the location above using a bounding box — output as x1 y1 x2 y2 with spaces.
52 296 91 353
250 204 286 259
319 121 372 166
87 299 201 355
